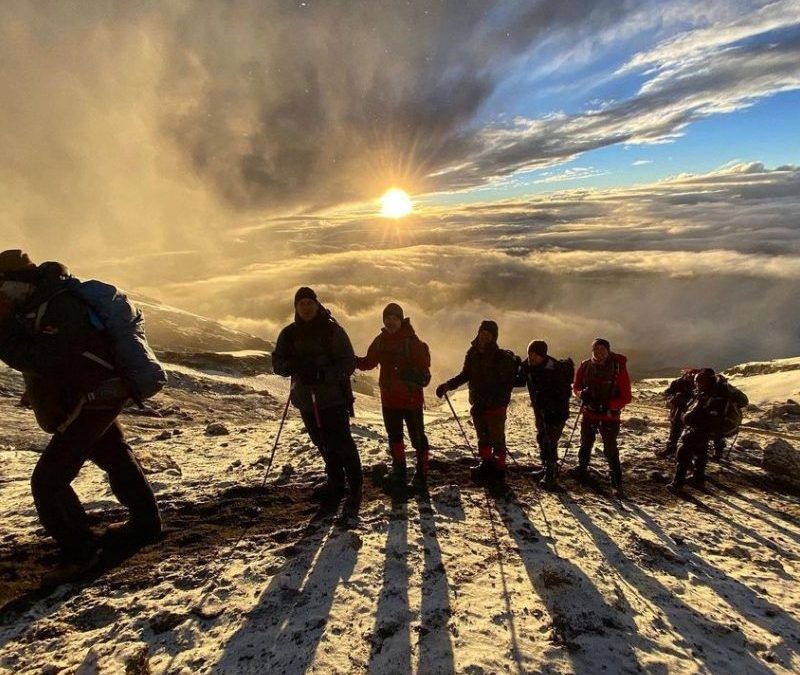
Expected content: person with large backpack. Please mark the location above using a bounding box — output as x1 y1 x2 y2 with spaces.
515 340 573 491
357 302 432 493
667 368 748 493
435 320 519 484
272 287 362 510
658 368 698 458
569 338 632 498
0 250 163 584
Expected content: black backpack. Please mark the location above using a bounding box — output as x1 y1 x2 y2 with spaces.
555 357 575 403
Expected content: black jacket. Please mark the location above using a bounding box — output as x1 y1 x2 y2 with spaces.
0 262 123 431
272 305 356 413
446 340 519 411
516 356 571 425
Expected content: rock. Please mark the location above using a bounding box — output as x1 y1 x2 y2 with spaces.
763 438 800 488
623 417 648 431
205 422 230 436
124 646 151 675
280 464 294 477
149 611 187 634
154 430 172 441
736 438 761 451
138 450 182 476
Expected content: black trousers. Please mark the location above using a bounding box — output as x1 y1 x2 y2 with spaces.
301 405 362 491
674 429 711 484
381 407 429 451
31 406 161 562
535 415 565 476
578 417 622 486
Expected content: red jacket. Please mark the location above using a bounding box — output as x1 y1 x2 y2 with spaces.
573 353 632 422
358 319 430 409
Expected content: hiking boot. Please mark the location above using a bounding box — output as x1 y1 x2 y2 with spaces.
102 519 162 548
344 484 363 511
566 466 589 483
656 446 676 459
686 475 706 490
311 481 345 504
530 467 547 481
666 481 684 494
611 484 625 499
539 474 559 492
384 463 408 487
42 549 101 587
470 460 495 483
410 468 428 492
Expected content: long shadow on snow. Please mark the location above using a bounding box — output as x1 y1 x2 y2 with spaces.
493 490 650 674
564 498 775 674
214 512 359 673
625 500 800 669
367 497 411 674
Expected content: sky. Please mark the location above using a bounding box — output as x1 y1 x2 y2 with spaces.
1 0 798 377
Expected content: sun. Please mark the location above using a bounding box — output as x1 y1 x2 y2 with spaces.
379 188 413 218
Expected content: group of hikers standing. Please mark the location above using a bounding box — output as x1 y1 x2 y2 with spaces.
0 251 751 581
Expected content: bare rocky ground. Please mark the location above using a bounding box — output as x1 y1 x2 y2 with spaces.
1 360 799 674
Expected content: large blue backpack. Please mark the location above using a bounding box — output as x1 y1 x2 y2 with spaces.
64 278 167 404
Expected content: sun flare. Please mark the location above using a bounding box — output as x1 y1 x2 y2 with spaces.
379 188 413 218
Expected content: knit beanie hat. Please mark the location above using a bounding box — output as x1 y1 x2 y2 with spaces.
478 320 499 340
592 337 610 351
0 250 37 281
294 286 317 305
527 339 548 357
383 302 404 320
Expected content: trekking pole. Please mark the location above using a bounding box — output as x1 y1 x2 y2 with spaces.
557 405 583 474
444 392 478 458
724 430 740 461
261 387 292 488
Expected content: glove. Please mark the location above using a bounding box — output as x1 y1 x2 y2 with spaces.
435 383 448 399
579 389 593 404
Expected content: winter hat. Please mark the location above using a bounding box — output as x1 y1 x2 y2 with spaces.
592 337 610 351
478 320 499 340
527 339 548 357
383 302 404 321
0 250 37 281
294 286 318 305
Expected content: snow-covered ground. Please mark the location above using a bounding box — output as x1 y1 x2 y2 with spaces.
1 354 800 674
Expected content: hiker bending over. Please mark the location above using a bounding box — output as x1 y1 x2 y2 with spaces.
668 368 748 493
0 250 162 584
515 340 573 491
273 287 362 509
357 303 431 493
435 320 518 484
569 338 631 498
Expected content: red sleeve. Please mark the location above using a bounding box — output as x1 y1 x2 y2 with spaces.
573 360 587 397
356 335 381 371
610 366 632 410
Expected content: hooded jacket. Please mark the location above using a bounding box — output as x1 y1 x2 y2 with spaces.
0 262 125 432
573 352 632 422
516 355 571 425
358 317 430 409
683 375 748 436
446 334 519 412
272 304 356 413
